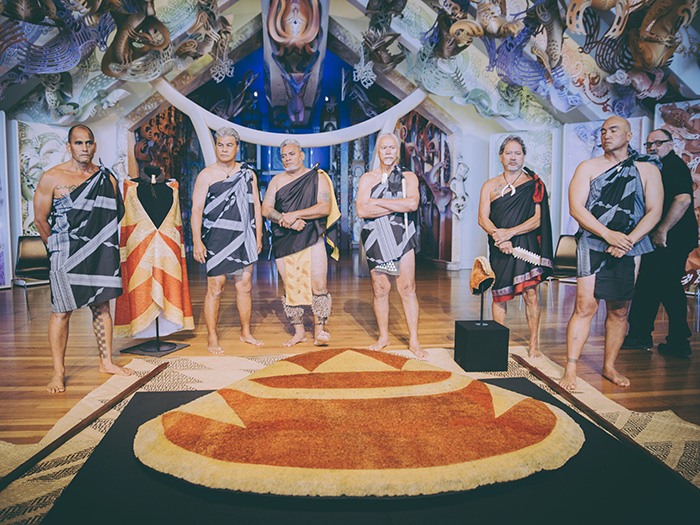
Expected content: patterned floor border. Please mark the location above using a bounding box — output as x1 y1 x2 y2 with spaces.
0 347 697 523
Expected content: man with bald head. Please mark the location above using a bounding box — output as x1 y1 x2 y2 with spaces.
623 129 698 356
561 116 663 390
34 124 133 393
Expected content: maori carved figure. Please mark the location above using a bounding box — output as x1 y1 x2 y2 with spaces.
1 0 58 25
433 11 470 58
176 10 232 62
366 0 408 18
405 140 452 214
210 70 259 120
660 103 700 154
450 158 469 221
265 0 323 126
629 0 699 70
101 0 170 78
362 28 405 72
320 95 339 131
268 0 321 55
605 68 668 99
567 0 630 40
530 0 566 72
449 0 525 43
283 71 312 124
175 0 234 83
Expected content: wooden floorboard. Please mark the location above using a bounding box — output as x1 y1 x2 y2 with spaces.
0 254 698 444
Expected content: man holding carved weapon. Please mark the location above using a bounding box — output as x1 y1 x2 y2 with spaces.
478 135 553 358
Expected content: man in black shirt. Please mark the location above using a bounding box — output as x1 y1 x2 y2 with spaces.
623 129 698 356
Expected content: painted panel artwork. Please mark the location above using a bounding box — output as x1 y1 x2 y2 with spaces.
0 111 11 288
560 117 648 235
17 121 71 235
655 99 700 288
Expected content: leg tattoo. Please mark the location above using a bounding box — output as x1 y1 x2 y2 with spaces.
312 293 332 325
91 305 108 359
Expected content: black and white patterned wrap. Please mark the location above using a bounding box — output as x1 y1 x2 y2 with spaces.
201 164 258 277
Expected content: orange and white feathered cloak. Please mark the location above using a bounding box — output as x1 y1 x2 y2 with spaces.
115 180 194 338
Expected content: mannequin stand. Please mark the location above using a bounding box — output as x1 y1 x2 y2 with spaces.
475 293 488 326
120 318 188 357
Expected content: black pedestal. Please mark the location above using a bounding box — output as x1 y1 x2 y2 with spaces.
454 320 509 372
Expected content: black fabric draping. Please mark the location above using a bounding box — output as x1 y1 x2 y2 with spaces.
361 166 420 271
201 165 258 276
488 173 553 302
47 167 124 313
270 167 339 259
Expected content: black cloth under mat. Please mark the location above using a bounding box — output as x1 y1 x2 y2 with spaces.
43 378 700 524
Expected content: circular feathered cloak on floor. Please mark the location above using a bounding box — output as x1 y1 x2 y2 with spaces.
134 348 584 496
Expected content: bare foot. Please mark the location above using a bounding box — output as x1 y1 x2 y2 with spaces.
283 332 307 347
314 329 330 347
369 336 390 351
602 366 630 388
409 341 428 359
528 348 544 358
99 363 134 376
240 334 264 346
208 346 224 355
47 373 65 394
559 366 578 391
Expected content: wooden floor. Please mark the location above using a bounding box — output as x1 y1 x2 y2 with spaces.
1 253 698 445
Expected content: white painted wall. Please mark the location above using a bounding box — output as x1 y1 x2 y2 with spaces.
457 132 492 269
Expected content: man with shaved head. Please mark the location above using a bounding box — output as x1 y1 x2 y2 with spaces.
623 129 698 356
34 124 133 393
561 116 663 390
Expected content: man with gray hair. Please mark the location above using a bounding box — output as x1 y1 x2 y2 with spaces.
192 127 263 353
356 133 427 358
262 139 340 346
478 135 553 357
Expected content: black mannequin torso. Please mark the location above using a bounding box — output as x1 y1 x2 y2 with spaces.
131 178 174 229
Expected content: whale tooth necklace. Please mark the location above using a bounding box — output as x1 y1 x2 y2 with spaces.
217 161 237 179
501 170 523 197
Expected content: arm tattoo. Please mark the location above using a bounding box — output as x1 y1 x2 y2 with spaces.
319 190 331 203
55 184 78 196
268 209 283 223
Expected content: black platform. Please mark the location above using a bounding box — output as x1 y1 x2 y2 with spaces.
454 320 509 372
43 379 699 524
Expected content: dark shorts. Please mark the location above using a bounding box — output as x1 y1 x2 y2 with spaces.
590 251 636 302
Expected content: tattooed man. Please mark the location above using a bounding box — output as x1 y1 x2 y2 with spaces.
34 125 133 393
262 139 340 347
